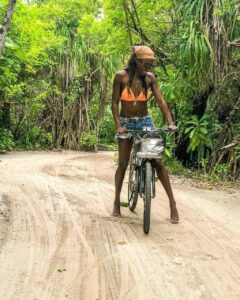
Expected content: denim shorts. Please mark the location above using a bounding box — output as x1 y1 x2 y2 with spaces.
116 114 155 139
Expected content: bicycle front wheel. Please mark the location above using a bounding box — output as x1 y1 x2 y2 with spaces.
128 162 139 212
143 161 152 234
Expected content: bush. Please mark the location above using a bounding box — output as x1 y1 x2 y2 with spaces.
98 105 116 144
0 129 15 152
16 126 52 150
79 131 98 151
214 163 229 179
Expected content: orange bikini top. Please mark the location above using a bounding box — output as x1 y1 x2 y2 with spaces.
120 86 151 102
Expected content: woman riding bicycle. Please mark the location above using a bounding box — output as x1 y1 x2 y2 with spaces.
112 45 179 223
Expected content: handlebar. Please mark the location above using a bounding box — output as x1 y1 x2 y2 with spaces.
123 127 171 140
125 127 170 134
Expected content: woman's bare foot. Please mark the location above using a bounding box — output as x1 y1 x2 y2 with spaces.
112 202 122 217
170 204 179 224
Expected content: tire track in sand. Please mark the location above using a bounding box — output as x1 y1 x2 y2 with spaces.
0 151 239 299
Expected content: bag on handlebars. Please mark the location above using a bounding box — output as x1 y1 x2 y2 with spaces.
136 137 164 159
141 138 164 154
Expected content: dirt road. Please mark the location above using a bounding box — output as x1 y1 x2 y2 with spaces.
0 151 239 300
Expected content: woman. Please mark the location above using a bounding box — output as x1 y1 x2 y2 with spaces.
112 45 179 223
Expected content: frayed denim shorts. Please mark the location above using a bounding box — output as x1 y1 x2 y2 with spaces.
116 114 155 139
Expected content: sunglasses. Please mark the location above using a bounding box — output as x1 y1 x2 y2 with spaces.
137 59 155 68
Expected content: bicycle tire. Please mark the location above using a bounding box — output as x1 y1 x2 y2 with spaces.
128 155 139 212
143 161 152 234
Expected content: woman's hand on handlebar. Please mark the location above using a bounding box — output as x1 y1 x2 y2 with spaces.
168 124 177 132
117 126 126 134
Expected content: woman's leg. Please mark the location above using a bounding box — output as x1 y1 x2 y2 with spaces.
113 138 133 217
154 161 179 223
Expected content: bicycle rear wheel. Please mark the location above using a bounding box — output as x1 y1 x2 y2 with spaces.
128 157 139 212
143 161 152 234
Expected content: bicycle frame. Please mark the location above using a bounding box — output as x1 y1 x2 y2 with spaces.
129 128 167 198
127 127 170 233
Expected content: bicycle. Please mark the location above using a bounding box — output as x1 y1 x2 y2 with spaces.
127 128 168 234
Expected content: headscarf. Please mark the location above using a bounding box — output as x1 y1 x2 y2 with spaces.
133 45 155 60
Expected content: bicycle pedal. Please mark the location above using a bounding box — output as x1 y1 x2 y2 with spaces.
120 202 128 207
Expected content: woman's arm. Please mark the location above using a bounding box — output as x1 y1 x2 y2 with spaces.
111 71 125 133
149 73 177 130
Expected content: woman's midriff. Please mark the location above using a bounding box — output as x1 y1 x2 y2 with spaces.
120 100 148 118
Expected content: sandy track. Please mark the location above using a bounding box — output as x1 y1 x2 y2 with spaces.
0 151 239 300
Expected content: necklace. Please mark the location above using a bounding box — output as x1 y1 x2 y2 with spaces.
132 77 142 97
131 75 144 107
133 78 141 107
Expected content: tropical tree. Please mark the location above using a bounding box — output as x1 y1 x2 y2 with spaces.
0 0 17 54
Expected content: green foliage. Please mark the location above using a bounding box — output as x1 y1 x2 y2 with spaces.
106 143 117 151
98 105 116 144
184 114 220 170
185 120 205 156
164 157 193 177
185 115 212 152
148 107 162 127
160 69 186 104
79 131 98 151
16 126 52 150
179 22 213 83
0 129 15 151
164 133 177 159
0 0 238 179
214 163 229 178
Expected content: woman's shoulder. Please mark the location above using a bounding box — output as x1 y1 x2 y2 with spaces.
115 69 128 78
145 72 157 87
145 72 156 81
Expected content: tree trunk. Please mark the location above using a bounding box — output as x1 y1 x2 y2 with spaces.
0 0 17 55
98 74 108 120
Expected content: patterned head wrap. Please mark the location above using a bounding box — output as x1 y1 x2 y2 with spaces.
133 45 155 59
